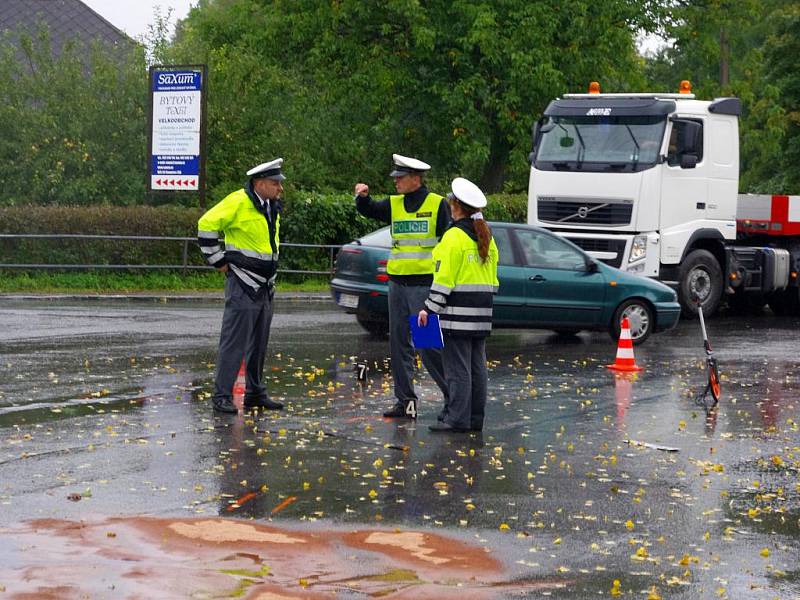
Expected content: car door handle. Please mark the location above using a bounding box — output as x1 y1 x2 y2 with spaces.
529 274 546 282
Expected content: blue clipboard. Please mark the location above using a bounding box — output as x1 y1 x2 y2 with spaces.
409 314 444 349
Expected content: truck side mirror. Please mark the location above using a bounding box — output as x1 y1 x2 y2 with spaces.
531 120 540 149
530 118 549 157
675 119 701 155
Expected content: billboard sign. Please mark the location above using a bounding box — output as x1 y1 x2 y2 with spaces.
148 66 207 192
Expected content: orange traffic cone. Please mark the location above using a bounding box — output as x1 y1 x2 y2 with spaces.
607 318 643 372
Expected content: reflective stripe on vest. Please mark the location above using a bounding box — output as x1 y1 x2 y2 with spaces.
387 192 442 275
225 243 276 261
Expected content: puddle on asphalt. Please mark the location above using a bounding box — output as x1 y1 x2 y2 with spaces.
0 516 573 599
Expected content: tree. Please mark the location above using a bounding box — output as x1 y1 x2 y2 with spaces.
169 0 654 194
644 0 794 194
759 4 800 194
0 29 149 205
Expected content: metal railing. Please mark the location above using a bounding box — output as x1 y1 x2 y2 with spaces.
0 234 342 276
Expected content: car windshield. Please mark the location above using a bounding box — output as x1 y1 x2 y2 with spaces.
535 115 666 173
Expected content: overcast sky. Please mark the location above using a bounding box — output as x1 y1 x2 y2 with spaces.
81 1 196 40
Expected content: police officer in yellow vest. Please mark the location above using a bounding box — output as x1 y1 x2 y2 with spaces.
418 178 499 432
198 158 285 414
354 154 450 418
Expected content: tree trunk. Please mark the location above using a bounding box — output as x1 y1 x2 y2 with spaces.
479 132 510 193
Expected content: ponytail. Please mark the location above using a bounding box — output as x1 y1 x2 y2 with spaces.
473 217 492 262
458 202 492 262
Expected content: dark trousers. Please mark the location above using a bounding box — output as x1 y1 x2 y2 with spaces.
441 334 487 430
213 274 273 402
388 279 448 409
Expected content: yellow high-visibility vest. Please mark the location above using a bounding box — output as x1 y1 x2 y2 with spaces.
425 225 499 335
387 192 443 275
198 188 280 291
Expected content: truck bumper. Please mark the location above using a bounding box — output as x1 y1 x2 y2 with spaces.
557 231 661 277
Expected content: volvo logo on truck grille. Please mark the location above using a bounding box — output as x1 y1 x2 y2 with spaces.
538 197 633 226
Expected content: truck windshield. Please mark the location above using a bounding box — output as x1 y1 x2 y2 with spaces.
535 115 666 173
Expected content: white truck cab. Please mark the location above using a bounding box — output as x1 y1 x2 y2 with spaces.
528 82 744 316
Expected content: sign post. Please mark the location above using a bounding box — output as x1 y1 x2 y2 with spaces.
148 65 208 207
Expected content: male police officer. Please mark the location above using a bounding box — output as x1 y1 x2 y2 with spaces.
198 158 285 414
354 154 450 419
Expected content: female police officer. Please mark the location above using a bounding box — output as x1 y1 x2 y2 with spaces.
417 178 499 432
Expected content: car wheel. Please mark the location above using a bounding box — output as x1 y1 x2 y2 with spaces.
356 314 389 337
610 299 654 345
678 249 723 319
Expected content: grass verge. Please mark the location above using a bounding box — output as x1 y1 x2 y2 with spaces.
0 271 329 293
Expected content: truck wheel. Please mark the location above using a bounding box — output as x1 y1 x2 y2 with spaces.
610 299 654 345
678 249 722 318
356 314 389 337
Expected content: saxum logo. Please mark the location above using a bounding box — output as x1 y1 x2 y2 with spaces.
158 72 197 86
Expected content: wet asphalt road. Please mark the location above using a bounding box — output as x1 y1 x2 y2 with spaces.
0 296 799 599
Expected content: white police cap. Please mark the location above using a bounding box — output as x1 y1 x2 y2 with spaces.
247 158 285 181
389 154 431 177
449 177 487 209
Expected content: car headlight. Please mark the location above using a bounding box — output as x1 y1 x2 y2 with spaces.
629 235 647 262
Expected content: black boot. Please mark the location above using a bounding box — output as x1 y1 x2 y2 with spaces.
244 395 284 410
383 401 415 418
428 422 467 433
212 397 238 414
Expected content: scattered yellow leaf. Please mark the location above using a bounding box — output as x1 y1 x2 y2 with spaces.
647 585 662 600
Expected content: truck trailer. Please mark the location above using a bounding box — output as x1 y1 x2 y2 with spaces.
527 81 800 318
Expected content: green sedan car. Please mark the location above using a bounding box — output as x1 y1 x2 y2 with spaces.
330 222 680 344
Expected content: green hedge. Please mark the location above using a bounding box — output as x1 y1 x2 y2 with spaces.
0 193 527 273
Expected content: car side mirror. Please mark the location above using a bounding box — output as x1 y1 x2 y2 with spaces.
585 259 599 273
